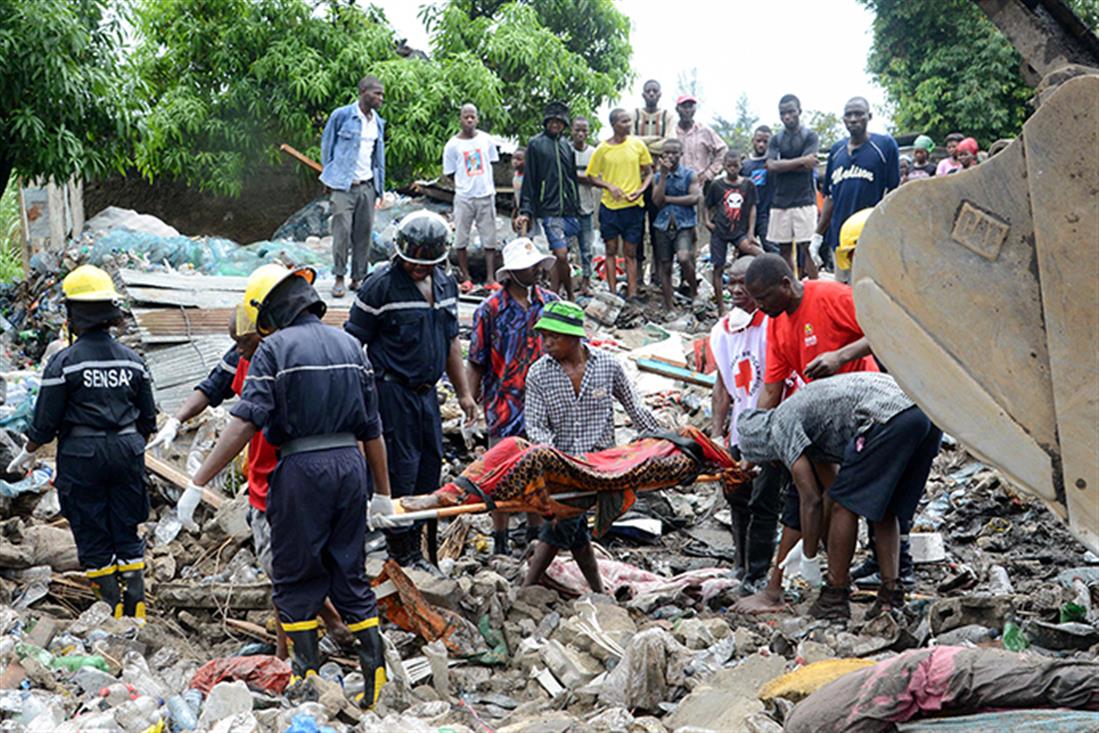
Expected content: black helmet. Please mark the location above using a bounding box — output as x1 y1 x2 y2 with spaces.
543 101 570 126
394 210 450 265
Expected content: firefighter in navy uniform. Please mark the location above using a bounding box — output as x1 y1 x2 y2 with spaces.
346 210 477 569
7 265 157 620
187 264 393 707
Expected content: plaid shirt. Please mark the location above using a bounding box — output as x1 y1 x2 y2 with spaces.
468 285 558 439
524 346 661 454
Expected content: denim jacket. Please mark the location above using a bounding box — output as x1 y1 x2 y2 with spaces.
319 103 386 195
653 164 697 230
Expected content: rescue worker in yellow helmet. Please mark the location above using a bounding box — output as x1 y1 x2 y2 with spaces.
188 263 392 707
7 265 157 620
836 208 873 274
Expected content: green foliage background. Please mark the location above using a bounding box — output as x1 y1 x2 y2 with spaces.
0 0 138 198
130 0 632 196
856 0 1098 144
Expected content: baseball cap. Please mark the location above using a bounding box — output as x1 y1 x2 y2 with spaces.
676 94 698 106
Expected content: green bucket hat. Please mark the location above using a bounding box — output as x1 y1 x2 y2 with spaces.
914 134 934 152
535 300 586 337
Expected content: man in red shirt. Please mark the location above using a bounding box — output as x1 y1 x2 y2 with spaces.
147 314 352 658
734 253 876 613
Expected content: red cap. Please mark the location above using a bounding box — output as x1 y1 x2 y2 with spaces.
676 94 698 106
957 137 979 155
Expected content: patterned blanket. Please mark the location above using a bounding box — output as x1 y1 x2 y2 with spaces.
433 427 749 536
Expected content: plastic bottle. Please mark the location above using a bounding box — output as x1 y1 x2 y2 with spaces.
166 695 198 732
51 654 109 673
181 688 203 717
14 641 52 666
1003 620 1029 651
317 661 343 687
113 695 161 733
72 666 117 695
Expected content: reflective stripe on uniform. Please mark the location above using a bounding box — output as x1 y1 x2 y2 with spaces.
39 376 67 387
245 363 373 384
281 618 320 632
352 296 457 315
86 564 118 578
218 359 236 374
346 616 379 632
117 559 145 572
60 359 148 376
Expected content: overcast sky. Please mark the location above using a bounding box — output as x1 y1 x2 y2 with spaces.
375 0 891 134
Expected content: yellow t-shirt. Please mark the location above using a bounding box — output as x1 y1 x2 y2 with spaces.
585 136 653 210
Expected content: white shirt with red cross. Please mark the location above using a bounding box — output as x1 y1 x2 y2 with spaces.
710 309 769 448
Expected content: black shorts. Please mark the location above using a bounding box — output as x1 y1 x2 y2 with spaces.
828 406 942 523
599 204 645 244
539 514 590 550
782 479 802 530
653 226 695 263
710 233 749 270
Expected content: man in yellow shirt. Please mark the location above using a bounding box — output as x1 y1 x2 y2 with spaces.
586 108 653 300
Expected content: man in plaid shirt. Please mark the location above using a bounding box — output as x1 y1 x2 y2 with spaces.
523 301 662 591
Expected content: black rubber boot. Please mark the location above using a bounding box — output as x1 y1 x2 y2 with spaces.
353 624 387 709
385 530 420 566
87 567 122 619
285 628 321 680
119 566 146 621
492 529 509 556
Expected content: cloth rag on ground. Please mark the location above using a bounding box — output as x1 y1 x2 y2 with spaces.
544 547 740 602
430 426 746 536
785 646 1099 733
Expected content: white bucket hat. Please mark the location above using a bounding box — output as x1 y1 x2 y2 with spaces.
495 237 555 282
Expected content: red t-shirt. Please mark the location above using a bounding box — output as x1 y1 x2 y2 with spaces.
232 358 278 511
765 280 878 387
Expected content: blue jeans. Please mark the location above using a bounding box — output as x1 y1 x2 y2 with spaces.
540 216 580 251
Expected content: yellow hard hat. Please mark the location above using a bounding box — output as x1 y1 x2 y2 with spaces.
836 208 874 271
62 265 121 302
237 263 316 336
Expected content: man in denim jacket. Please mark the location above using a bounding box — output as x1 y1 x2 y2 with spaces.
320 76 387 298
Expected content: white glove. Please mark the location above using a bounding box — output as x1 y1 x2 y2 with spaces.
809 233 825 268
145 417 181 452
145 417 181 453
368 494 411 530
6 447 36 475
177 482 204 532
780 539 824 588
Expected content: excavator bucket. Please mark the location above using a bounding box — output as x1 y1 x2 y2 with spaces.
852 74 1099 553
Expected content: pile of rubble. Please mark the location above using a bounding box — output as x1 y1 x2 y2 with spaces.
2 206 1099 732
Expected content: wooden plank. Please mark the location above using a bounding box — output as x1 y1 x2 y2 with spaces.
126 286 243 309
635 358 715 387
145 453 226 509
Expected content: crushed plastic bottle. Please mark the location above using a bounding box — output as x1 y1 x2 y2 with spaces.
166 694 198 732
317 661 343 687
154 511 184 546
113 695 162 733
15 641 53 666
73 666 118 695
51 654 109 673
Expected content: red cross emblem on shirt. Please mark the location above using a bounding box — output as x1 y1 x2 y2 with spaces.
735 358 753 392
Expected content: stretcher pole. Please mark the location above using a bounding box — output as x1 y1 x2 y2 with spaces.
382 473 724 524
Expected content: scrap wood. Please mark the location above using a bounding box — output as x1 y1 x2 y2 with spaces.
278 143 323 173
438 514 472 563
145 454 226 509
371 559 488 659
133 307 350 343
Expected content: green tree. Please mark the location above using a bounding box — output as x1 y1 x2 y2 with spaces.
133 0 505 194
804 110 844 150
858 0 1032 144
422 0 632 142
0 0 137 200
712 94 758 155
